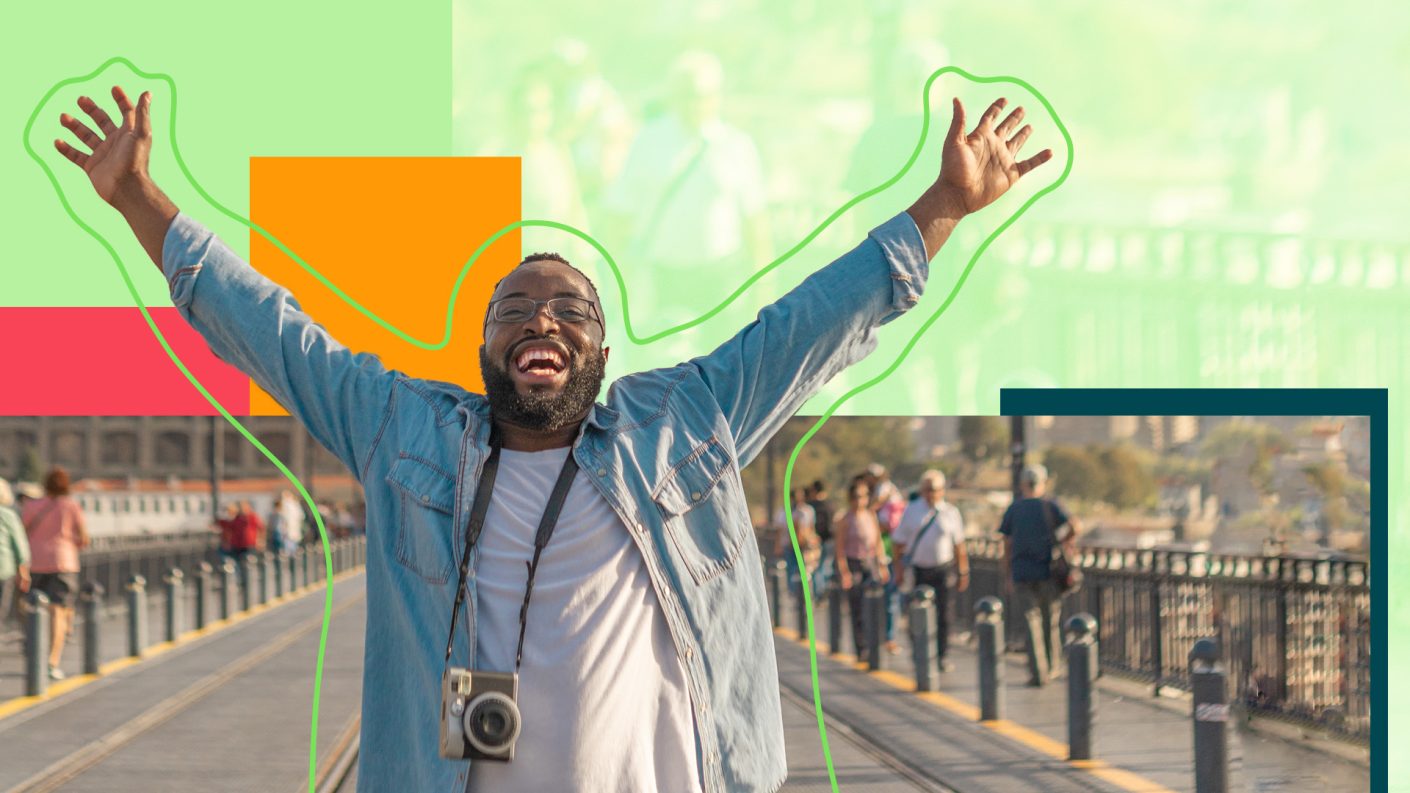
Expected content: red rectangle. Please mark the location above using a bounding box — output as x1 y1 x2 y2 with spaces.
0 307 250 415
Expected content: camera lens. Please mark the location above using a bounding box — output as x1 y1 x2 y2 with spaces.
463 692 521 755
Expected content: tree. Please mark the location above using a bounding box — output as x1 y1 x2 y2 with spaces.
958 416 1007 464
1099 445 1157 509
16 446 41 484
1043 445 1106 502
1201 421 1289 495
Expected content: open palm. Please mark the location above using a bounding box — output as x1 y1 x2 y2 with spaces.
54 86 153 206
938 97 1052 215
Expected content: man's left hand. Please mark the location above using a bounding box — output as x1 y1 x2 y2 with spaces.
932 97 1053 216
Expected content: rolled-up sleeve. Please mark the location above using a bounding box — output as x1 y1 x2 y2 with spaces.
160 214 395 479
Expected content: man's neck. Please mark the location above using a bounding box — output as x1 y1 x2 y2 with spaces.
495 417 584 452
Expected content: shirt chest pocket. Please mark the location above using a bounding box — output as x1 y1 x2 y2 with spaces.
651 437 749 586
386 455 458 584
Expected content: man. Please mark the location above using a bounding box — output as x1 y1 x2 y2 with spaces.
772 489 818 600
998 464 1080 687
891 470 967 672
53 84 1051 792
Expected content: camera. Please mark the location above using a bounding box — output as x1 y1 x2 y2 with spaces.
439 668 522 761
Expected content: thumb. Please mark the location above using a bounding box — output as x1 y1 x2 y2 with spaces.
946 97 966 144
137 91 153 137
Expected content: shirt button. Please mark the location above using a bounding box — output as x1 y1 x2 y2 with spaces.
420 494 430 504
685 646 694 659
691 491 702 501
597 468 607 476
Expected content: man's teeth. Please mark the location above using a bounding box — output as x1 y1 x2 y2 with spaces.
516 348 564 372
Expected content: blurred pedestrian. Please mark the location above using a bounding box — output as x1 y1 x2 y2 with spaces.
865 463 905 653
892 470 967 672
772 489 819 600
835 477 889 659
20 466 90 680
273 490 305 555
0 477 33 629
999 464 1081 687
804 480 835 593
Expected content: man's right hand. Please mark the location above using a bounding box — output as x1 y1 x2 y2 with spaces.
55 86 154 207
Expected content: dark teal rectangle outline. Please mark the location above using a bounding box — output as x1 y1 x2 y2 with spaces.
999 388 1385 785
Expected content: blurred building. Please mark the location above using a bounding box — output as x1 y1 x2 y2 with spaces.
0 416 350 483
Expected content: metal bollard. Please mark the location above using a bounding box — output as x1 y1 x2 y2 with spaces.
909 586 936 692
767 560 786 628
25 590 51 696
288 552 299 593
1190 638 1229 793
164 568 184 642
260 553 273 604
127 574 147 658
274 552 285 598
863 581 884 671
81 582 104 675
975 596 1005 721
1065 613 1099 760
302 546 312 588
828 584 844 655
194 562 212 631
220 560 236 620
241 555 257 612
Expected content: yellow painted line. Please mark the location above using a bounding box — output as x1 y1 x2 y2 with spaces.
0 565 365 723
777 624 1179 793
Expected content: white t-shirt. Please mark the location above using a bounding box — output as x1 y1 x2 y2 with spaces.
467 447 702 793
891 499 965 567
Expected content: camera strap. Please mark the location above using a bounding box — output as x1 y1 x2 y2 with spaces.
442 426 581 673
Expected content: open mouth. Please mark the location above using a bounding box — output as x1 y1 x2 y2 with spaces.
510 341 569 385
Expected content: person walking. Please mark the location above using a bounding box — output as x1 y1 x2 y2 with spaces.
772 489 819 601
892 470 967 672
20 466 90 680
999 464 1080 687
835 477 890 659
0 478 33 630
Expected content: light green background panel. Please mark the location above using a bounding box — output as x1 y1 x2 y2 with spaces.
6 0 450 306
452 0 1404 784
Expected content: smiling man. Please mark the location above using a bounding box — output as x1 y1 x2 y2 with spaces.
54 85 1051 792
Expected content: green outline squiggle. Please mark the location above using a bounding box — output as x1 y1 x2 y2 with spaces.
25 57 1071 793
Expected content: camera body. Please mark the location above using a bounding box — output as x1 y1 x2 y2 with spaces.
439 668 522 762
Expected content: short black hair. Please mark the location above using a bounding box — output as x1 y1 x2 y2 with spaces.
492 252 603 308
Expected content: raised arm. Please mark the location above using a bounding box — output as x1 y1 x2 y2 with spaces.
55 87 394 477
688 97 1052 466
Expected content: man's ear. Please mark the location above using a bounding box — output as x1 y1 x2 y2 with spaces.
603 346 611 363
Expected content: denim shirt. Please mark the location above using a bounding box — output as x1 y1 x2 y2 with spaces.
162 211 928 793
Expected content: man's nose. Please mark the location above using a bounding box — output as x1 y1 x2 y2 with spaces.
520 304 561 334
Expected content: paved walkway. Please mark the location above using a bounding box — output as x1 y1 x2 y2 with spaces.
772 588 1370 793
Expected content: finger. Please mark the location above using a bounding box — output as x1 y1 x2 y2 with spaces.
946 97 966 144
1008 124 1033 154
976 97 1007 133
136 91 153 137
112 85 136 127
59 113 102 151
1015 148 1054 177
77 95 118 136
54 138 89 168
995 106 1025 137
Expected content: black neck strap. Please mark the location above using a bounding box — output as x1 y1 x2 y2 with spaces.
442 428 580 674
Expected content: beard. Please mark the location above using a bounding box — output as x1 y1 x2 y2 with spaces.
480 342 607 433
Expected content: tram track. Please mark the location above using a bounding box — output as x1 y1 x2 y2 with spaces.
3 592 364 793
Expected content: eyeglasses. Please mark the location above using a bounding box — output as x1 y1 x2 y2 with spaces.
487 297 602 328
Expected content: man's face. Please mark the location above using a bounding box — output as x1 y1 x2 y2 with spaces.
480 261 609 432
922 483 945 504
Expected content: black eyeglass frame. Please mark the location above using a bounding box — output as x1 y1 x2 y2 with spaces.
485 296 604 331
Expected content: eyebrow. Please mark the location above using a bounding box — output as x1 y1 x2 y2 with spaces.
496 290 592 300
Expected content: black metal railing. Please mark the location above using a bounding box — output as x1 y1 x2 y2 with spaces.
962 538 1371 741
78 535 222 602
